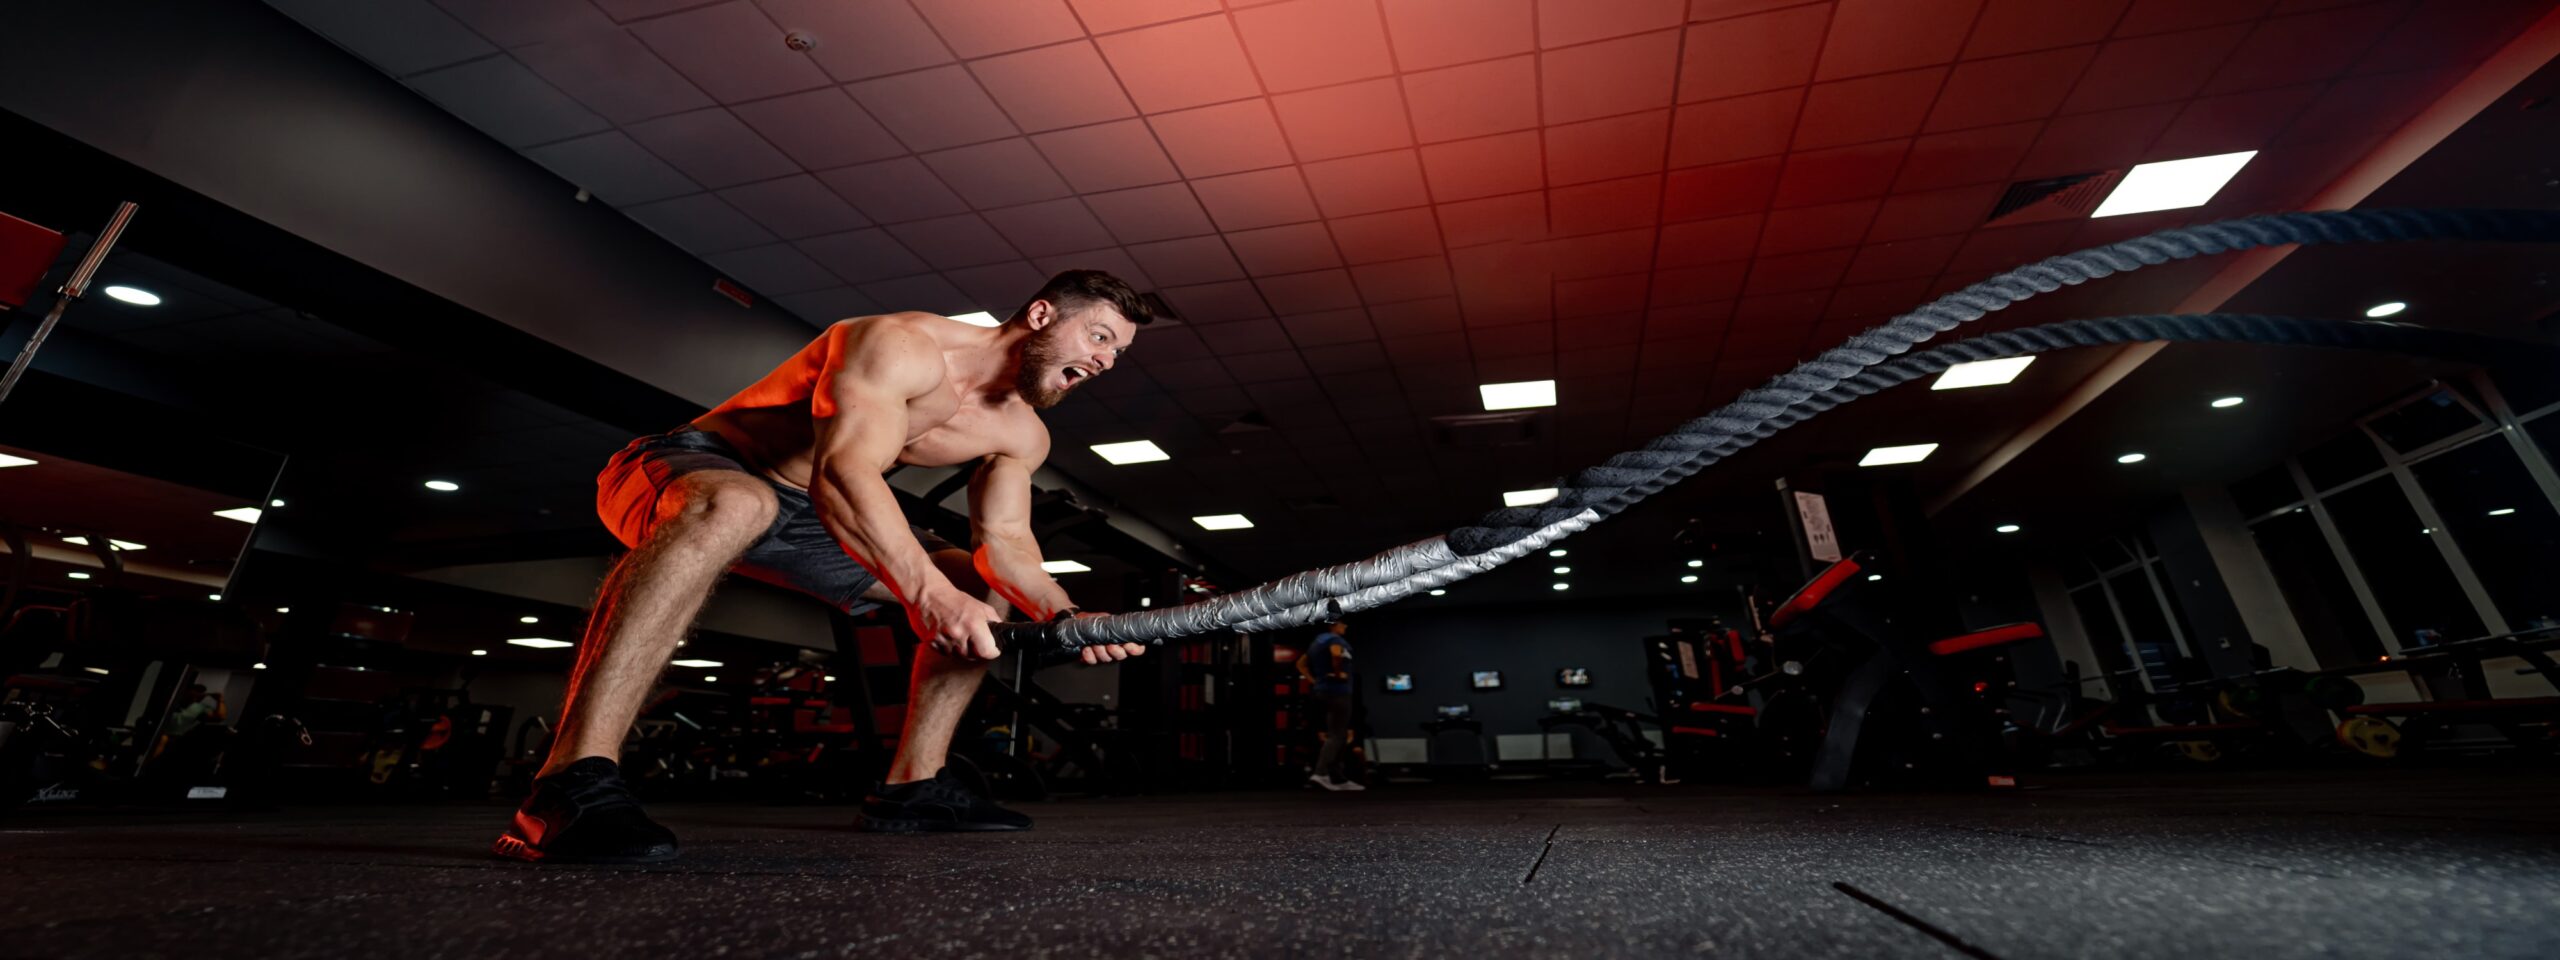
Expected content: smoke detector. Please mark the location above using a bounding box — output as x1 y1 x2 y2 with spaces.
783 30 818 51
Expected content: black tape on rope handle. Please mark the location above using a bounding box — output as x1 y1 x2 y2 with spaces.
1444 208 2560 556
990 619 1071 656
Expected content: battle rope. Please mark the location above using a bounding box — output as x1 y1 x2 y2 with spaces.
994 208 2560 652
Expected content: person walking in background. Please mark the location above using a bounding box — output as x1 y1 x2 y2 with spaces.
1299 621 1364 792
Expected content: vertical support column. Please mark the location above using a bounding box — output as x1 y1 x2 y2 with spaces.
2179 485 2319 671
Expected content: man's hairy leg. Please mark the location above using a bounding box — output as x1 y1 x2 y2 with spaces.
884 547 1009 784
541 474 775 778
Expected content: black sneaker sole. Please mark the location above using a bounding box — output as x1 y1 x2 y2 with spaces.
853 816 1030 834
491 832 680 864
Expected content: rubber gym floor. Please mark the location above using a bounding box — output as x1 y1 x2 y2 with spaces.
1 768 2553 960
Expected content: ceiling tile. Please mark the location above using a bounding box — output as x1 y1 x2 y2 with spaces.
969 41 1140 133
859 273 975 314
2202 3 2402 95
1351 257 1457 304
705 242 842 295
920 138 1074 209
1843 234 1963 283
2277 67 2457 146
886 214 1021 269
2115 0 2277 38
407 56 611 147
1656 212 1762 268
1232 0 1398 93
1866 183 2001 241
1129 236 1247 285
1549 175 1662 237
1257 269 1363 313
268 0 493 75
1923 46 2098 132
1677 4 1829 102
1087 183 1218 242
1224 350 1315 383
1035 247 1155 289
1301 340 1392 373
755 0 955 81
1067 0 1224 34
1159 280 1272 321
624 193 776 253
1944 220 2081 275
1226 222 1343 276
1557 344 1638 377
1546 110 1670 186
433 0 617 45
625 107 801 188
1148 100 1296 178
1815 0 1982 81
1649 261 1746 306
1402 56 1539 145
1192 168 1322 230
719 175 871 238
1150 358 1239 391
1437 191 1547 247
847 65 1021 152
1097 16 1267 113
1825 276 1935 319
1792 67 1946 150
1744 248 1854 296
1329 208 1444 264
1371 299 1463 337
1031 120 1183 192
1539 227 1654 279
772 285 886 325
1759 199 1880 254
1380 0 1535 71
1964 0 2133 58
794 227 930 283
1538 0 1685 48
512 30 712 124
1773 139 1906 208
1381 330 1466 365
1420 131 1545 201
1469 321 1556 359
1669 88 1803 167
730 87 905 168
2062 24 2252 113
627 1 833 103
1303 150 1432 218
1894 120 2040 191
2012 102 2179 178
593 0 720 20
1541 29 1680 125
1662 155 1781 222
1279 306 1378 345
1206 320 1295 356
984 199 1120 257
1271 78 1414 161
524 131 700 204
2150 82 2325 160
1555 275 1649 317
944 261 1049 314
817 156 970 222
909 0 1087 58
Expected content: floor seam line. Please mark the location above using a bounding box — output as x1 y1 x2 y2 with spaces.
1832 881 2006 960
1520 823 1562 884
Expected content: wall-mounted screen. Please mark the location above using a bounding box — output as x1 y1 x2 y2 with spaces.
1470 670 1504 690
1382 673 1414 692
1435 704 1472 719
1548 697 1583 713
1556 668 1591 688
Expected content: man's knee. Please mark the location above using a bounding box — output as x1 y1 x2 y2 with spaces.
654 474 778 544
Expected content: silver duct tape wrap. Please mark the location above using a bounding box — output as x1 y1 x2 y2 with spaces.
1226 510 1600 634
1049 535 1466 647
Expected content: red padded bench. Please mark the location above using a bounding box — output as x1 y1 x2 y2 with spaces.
2342 697 2560 715
1928 622 2045 656
1768 556 1864 629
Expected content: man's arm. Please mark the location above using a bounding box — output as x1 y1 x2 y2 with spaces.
808 320 1000 659
968 446 1148 665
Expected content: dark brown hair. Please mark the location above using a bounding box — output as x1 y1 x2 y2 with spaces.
1011 269 1154 326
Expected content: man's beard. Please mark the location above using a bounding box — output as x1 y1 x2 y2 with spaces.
1015 329 1076 409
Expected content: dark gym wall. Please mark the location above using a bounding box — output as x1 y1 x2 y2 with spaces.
1344 597 1732 740
0 0 815 408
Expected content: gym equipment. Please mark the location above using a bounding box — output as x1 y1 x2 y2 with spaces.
2308 627 2560 759
2335 716 2404 759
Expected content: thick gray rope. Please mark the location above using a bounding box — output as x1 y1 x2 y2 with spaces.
1008 208 2560 650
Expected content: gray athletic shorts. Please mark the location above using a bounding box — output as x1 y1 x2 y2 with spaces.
596 426 959 613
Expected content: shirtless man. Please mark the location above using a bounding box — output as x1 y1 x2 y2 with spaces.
494 270 1154 863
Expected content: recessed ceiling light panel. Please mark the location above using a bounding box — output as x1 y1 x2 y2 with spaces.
1930 356 2036 390
1504 488 1558 507
1859 443 1939 466
2091 151 2256 218
1478 379 1557 410
1040 560 1092 574
101 285 161 306
946 311 1001 327
1090 440 1170 464
1192 514 1253 530
2364 301 2407 318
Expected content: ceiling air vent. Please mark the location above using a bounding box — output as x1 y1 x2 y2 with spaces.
1430 411 1540 447
1217 411 1272 434
1985 170 2123 226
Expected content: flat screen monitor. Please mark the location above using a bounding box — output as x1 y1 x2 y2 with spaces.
1435 704 1472 719
1556 667 1591 688
1470 670 1504 690
1548 697 1583 713
1382 673 1414 692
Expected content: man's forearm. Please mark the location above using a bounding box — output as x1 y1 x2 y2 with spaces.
976 537 1074 620
814 469 953 604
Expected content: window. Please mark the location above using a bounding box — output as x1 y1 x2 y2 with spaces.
2249 508 2385 665
2410 438 2560 628
2069 585 2134 682
2230 463 2302 519
2365 386 2487 455
2323 477 2484 645
2298 431 2383 491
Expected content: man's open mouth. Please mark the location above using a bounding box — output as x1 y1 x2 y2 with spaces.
1062 365 1091 384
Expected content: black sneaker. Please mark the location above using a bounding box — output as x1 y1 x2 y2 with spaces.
855 766 1033 833
491 757 679 864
